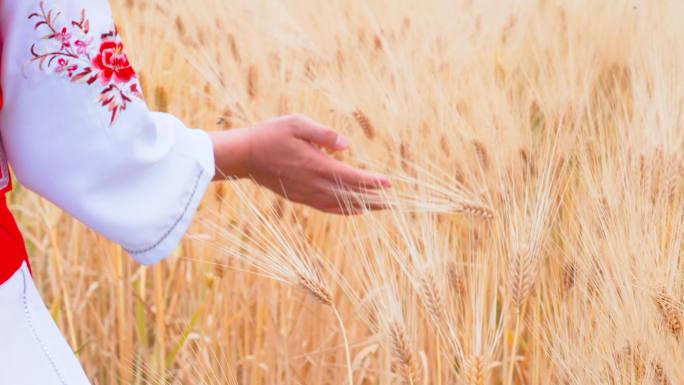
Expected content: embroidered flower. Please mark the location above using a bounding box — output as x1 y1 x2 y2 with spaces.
55 58 78 77
54 58 69 72
28 1 143 125
56 27 72 50
74 39 92 55
92 40 136 84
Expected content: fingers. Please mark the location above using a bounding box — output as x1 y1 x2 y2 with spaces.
328 183 390 205
324 206 364 215
286 114 349 151
282 114 392 189
342 192 392 211
320 202 387 216
318 184 392 214
281 175 390 215
324 160 392 190
331 200 390 214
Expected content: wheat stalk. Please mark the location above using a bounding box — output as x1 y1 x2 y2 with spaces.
228 33 241 64
298 272 333 305
462 355 486 385
457 203 495 220
419 269 445 325
510 247 538 308
247 64 258 100
615 344 645 381
388 322 422 385
447 261 466 295
655 288 682 336
561 261 576 293
519 146 537 179
352 108 376 139
472 140 490 171
653 361 670 385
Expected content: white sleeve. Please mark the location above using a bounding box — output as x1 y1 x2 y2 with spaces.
0 0 215 264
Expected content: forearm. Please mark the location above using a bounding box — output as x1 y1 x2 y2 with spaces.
209 128 252 181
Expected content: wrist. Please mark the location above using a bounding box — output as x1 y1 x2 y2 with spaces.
209 128 252 181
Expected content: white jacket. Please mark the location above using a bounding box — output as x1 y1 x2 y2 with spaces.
0 0 216 265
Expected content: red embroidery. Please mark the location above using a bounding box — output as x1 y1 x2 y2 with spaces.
28 2 143 125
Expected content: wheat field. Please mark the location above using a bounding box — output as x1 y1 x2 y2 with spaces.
9 0 684 384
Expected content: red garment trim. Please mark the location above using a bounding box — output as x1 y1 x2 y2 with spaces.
0 49 31 284
0 195 31 285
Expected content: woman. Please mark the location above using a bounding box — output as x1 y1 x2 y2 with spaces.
0 0 391 383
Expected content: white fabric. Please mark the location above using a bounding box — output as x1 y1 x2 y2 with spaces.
0 263 91 385
0 0 215 264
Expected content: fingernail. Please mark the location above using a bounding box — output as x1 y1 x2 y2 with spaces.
375 174 391 188
334 135 349 150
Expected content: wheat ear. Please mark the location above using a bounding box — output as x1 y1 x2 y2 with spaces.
352 109 376 139
462 355 486 385
420 270 445 325
388 322 422 385
655 288 682 336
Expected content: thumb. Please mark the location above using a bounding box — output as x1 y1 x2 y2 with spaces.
293 116 349 151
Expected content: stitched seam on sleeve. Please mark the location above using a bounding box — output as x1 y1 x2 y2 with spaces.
125 168 204 255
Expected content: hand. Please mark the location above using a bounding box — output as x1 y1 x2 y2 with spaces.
209 114 391 214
